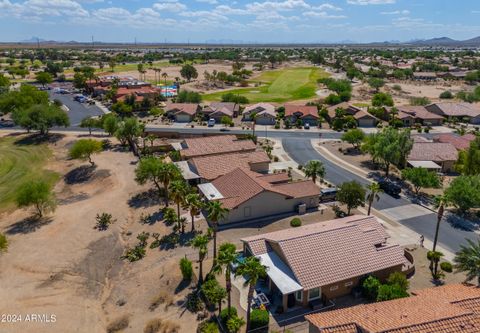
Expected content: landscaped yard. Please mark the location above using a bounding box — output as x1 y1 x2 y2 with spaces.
0 135 59 212
202 66 329 103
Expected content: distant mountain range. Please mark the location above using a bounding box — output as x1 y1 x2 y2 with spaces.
9 36 480 47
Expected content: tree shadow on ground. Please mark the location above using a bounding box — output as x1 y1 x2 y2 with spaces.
175 279 192 294
128 189 161 209
57 192 91 205
6 216 53 235
64 165 110 185
14 133 64 146
446 213 479 232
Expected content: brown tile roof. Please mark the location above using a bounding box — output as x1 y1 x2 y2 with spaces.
408 142 458 162
181 135 257 158
211 168 319 209
397 106 443 121
243 103 276 117
205 102 239 113
306 284 480 333
242 215 406 290
285 104 319 119
326 103 362 119
165 103 199 116
427 102 480 118
435 133 476 151
353 109 378 120
191 151 270 181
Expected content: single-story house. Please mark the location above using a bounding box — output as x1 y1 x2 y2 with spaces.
396 105 444 126
306 283 480 333
243 103 277 125
413 72 438 81
202 102 239 120
165 103 201 122
284 105 319 126
177 135 257 159
327 103 377 127
353 110 378 127
425 102 480 124
242 215 411 311
407 142 458 172
434 133 476 151
176 150 270 183
198 168 320 224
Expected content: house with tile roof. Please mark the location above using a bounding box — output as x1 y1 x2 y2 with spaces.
326 103 378 127
306 283 480 333
177 135 257 159
407 142 459 172
243 103 277 125
284 104 320 126
241 215 411 312
164 103 201 123
434 133 476 151
198 168 320 224
425 102 480 124
202 102 239 121
396 105 444 126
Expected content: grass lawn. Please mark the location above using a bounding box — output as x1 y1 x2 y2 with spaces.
0 135 59 213
202 67 329 103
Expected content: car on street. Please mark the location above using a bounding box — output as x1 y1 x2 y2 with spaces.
207 118 215 127
379 180 401 197
304 123 310 130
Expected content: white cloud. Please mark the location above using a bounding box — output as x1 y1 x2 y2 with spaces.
381 9 410 15
347 0 395 5
153 1 186 12
303 11 346 18
196 0 218 4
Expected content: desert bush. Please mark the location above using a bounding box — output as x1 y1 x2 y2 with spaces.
440 262 453 273
144 318 179 333
197 320 219 333
290 218 302 227
185 291 204 313
180 257 193 281
107 315 129 333
95 212 115 231
149 290 174 311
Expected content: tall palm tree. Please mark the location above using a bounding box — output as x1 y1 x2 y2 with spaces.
191 233 210 284
454 239 480 286
169 180 188 233
428 250 444 278
366 182 383 215
158 163 180 207
185 192 204 232
214 243 238 320
432 195 448 252
137 63 144 80
206 201 229 260
162 72 168 85
304 160 326 184
235 256 267 332
251 112 258 140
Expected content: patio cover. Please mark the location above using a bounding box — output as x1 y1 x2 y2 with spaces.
407 160 442 170
258 252 303 295
198 183 224 200
174 161 200 180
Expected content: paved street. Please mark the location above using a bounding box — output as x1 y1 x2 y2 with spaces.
282 137 476 254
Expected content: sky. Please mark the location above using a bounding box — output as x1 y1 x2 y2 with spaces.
2 0 480 43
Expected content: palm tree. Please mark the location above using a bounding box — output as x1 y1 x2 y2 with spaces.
162 72 168 85
432 195 448 252
454 239 480 286
427 250 444 278
169 180 188 233
137 63 144 80
158 163 180 207
251 112 258 139
304 160 326 184
191 233 210 284
214 243 238 320
185 192 204 232
206 201 229 260
235 256 267 332
366 182 383 215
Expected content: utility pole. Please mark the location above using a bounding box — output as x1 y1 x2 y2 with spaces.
134 37 137 46
36 37 40 49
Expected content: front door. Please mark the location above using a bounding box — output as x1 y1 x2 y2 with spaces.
287 293 296 308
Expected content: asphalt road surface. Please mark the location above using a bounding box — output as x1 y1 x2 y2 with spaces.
282 137 476 254
48 91 105 126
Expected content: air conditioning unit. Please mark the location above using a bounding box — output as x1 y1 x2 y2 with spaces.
298 203 307 215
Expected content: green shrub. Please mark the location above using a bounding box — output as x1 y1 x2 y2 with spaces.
362 276 381 300
220 307 238 324
250 309 269 330
198 320 219 333
180 257 193 281
290 218 302 227
440 262 453 273
439 91 453 99
376 284 408 301
410 96 431 106
201 278 226 306
227 316 245 333
185 291 204 313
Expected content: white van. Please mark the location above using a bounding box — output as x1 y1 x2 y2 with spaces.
207 118 215 127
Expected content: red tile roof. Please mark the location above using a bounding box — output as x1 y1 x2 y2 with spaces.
165 103 199 116
285 105 319 119
211 168 319 209
191 151 270 181
427 103 480 118
408 142 458 162
397 105 444 121
181 135 256 158
306 284 480 333
435 133 476 151
242 215 406 290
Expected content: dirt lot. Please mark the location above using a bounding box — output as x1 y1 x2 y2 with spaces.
0 133 202 333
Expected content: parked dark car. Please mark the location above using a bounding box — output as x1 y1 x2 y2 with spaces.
379 180 401 196
320 188 338 202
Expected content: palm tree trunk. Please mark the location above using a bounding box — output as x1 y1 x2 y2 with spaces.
246 285 254 332
164 185 169 207
226 270 232 318
433 209 443 252
198 258 203 285
191 214 195 232
368 198 373 215
213 224 217 259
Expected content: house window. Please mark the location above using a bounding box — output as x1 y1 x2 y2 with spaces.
295 290 303 302
308 288 320 300
329 285 339 291
244 207 251 218
345 281 353 287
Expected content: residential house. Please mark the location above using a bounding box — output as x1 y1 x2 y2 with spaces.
434 133 476 151
175 150 270 183
306 283 480 333
413 72 438 80
198 168 320 224
202 102 239 121
284 105 320 126
425 102 480 124
165 103 201 123
407 142 458 172
242 215 411 312
243 103 277 125
115 86 161 103
177 135 257 159
396 106 444 126
327 103 378 127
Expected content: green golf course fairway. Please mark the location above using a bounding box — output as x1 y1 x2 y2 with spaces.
202 66 329 103
0 135 59 213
